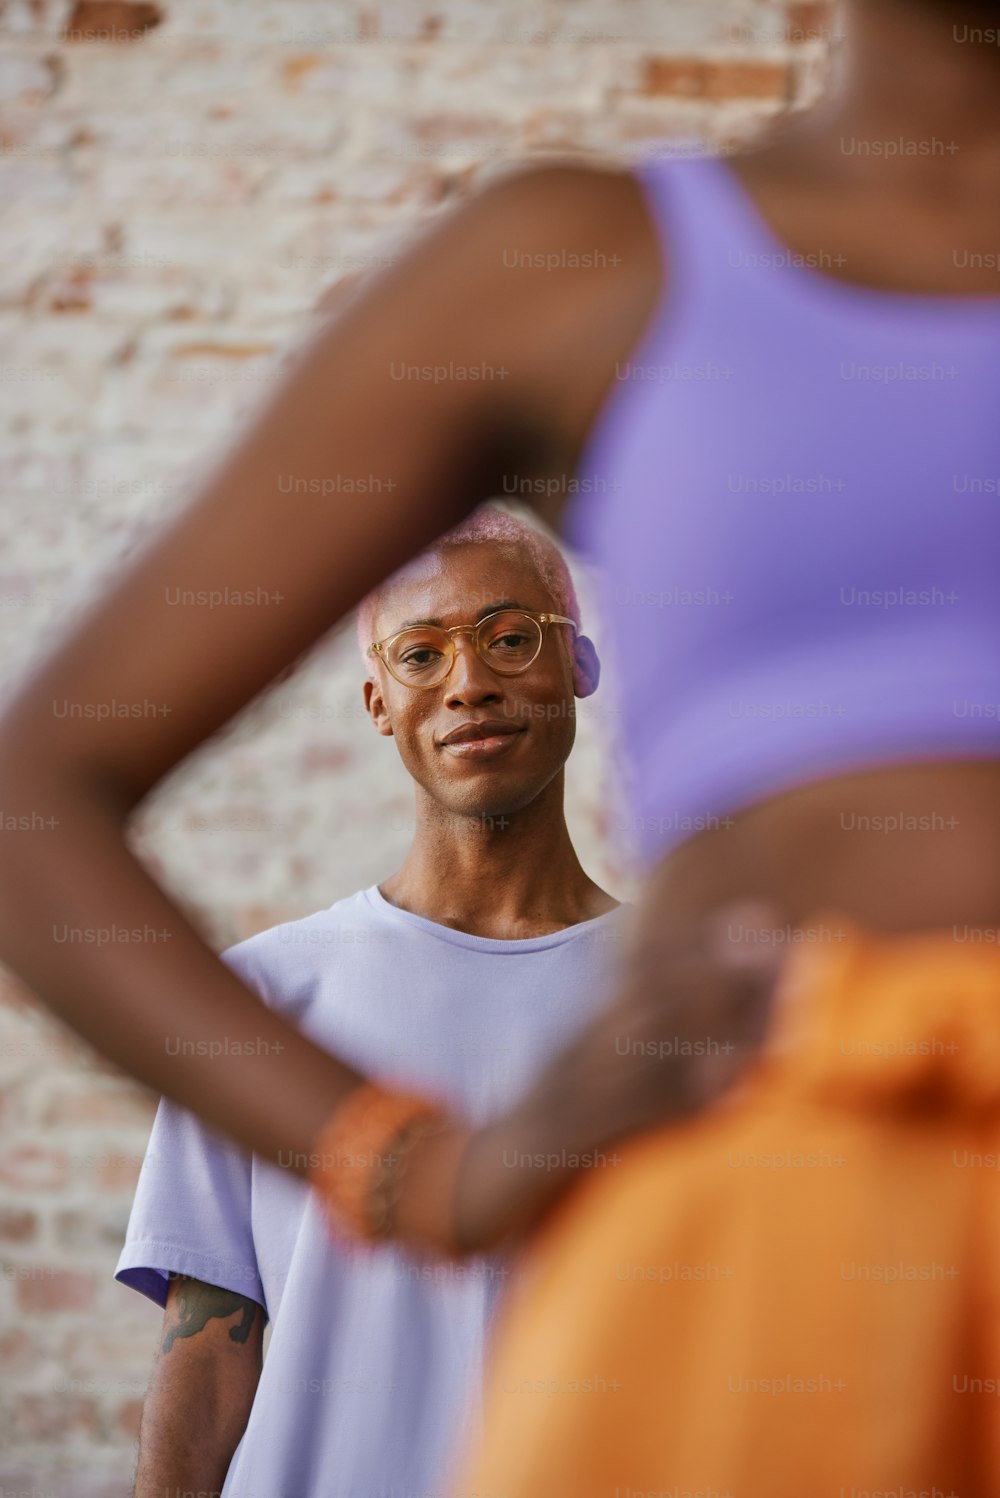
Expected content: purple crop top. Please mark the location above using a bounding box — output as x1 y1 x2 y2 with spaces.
565 153 1000 868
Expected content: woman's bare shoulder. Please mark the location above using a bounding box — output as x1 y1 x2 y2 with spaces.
445 158 665 507
467 155 659 256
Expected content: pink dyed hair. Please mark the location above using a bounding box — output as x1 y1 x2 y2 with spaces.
355 505 581 676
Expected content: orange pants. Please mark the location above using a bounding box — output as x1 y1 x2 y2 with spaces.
459 913 1000 1498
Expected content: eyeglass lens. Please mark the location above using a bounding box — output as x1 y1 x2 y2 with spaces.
386 610 543 685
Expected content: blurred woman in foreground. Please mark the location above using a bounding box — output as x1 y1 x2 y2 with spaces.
457 1 1000 1491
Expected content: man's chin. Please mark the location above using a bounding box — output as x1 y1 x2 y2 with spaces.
433 781 540 826
438 798 518 826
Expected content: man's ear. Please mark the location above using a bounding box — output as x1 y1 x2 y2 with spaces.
572 634 601 699
363 676 395 737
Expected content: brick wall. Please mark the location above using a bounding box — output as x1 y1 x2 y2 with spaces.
0 1 836 1490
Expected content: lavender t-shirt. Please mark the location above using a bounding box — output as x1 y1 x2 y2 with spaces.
114 884 626 1498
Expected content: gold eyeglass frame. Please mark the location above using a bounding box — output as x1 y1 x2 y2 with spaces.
369 608 578 690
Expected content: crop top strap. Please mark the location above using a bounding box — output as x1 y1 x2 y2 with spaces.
631 152 770 308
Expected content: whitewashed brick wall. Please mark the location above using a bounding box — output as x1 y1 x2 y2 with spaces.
0 1 835 1490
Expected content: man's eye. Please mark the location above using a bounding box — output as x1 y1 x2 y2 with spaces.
400 648 443 667
490 633 530 650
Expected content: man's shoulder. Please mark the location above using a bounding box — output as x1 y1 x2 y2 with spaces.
219 888 382 992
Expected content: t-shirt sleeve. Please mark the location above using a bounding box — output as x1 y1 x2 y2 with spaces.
112 942 270 1318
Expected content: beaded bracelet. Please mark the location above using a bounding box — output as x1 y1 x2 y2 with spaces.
308 1082 452 1243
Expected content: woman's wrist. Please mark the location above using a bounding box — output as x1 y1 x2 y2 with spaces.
450 1100 582 1254
308 1084 454 1246
383 1103 572 1258
388 1118 476 1256
308 1081 585 1260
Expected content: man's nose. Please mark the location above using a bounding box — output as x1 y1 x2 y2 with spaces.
444 637 501 703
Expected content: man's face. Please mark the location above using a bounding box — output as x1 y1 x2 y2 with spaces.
364 542 599 821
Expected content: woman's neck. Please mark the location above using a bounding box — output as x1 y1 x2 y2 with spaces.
809 2 1000 178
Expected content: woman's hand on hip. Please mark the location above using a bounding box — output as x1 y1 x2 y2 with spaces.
450 899 789 1253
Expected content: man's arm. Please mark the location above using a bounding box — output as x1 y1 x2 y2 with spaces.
133 1273 265 1498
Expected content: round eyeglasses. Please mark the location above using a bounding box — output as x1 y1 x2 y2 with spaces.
369 608 578 690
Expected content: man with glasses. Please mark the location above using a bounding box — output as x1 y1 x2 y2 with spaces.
114 504 626 1498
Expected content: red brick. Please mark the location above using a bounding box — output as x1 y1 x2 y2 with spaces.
116 1396 144 1438
40 1082 150 1127
64 1325 154 1370
170 339 276 361
56 1204 133 1251
787 3 836 41
0 1144 70 1190
15 1267 96 1313
97 1151 144 1191
300 743 352 773
14 1391 101 1440
0 1206 38 1241
0 1326 42 1373
61 2 163 42
47 264 94 314
406 113 511 157
642 57 790 101
282 53 325 90
229 905 300 942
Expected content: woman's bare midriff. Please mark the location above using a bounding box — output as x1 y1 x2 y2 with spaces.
648 759 1000 938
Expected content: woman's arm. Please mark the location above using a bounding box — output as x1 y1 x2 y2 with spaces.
0 162 651 1190
451 896 788 1251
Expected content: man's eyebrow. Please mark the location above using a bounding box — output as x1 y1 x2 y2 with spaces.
391 601 535 632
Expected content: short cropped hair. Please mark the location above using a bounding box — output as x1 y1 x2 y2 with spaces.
355 505 581 677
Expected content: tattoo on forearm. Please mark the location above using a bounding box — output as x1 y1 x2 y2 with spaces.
163 1275 261 1354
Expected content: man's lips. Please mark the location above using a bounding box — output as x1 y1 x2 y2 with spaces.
439 719 523 745
438 719 526 760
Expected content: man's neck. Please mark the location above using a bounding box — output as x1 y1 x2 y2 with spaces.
378 774 617 940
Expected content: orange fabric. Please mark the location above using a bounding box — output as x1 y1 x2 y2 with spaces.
459 911 1000 1498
